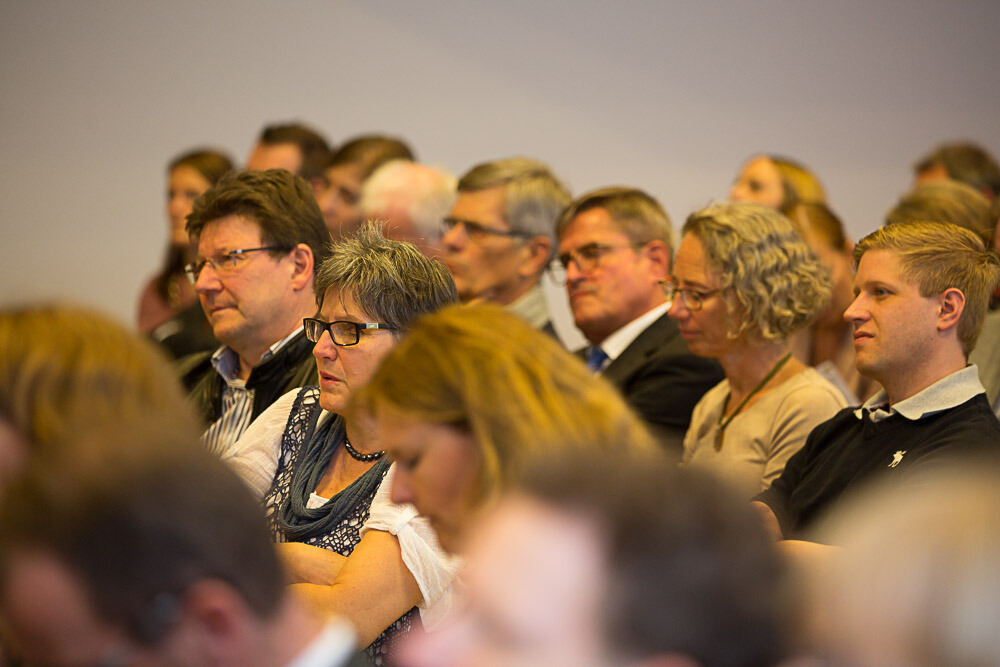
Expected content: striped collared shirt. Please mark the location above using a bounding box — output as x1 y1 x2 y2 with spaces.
202 326 304 457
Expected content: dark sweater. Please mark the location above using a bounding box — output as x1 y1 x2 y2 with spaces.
755 393 1000 539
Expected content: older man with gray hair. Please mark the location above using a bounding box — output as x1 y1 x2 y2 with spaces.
359 159 457 258
441 157 571 336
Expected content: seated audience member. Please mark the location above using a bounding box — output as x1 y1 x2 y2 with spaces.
886 179 994 247
809 460 1000 667
556 187 724 454
399 453 787 667
249 303 654 661
885 180 1000 410
0 427 360 667
353 303 656 555
754 221 1000 540
729 153 826 211
138 149 233 358
246 121 332 187
913 140 1000 201
785 202 873 402
315 135 415 238
0 303 200 489
668 202 846 497
442 157 571 335
225 223 457 662
177 169 331 455
359 159 457 258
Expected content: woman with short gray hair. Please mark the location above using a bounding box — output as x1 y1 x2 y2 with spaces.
666 202 847 498
225 222 457 663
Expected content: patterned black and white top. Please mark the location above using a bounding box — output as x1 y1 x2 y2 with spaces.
262 386 419 665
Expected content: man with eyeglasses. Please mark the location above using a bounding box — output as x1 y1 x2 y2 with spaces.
556 187 723 455
177 169 331 457
441 157 571 337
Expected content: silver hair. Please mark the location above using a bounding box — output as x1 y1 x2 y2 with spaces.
457 156 572 244
314 221 458 333
359 160 457 240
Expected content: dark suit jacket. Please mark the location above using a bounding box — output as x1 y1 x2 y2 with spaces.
589 312 724 457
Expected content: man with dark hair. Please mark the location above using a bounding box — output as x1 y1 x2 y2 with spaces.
0 427 360 666
179 169 330 455
913 140 1000 202
755 221 1000 540
441 157 570 336
403 453 787 666
556 186 722 453
247 121 333 184
315 134 415 238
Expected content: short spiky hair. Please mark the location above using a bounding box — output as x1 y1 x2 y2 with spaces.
855 221 1000 356
314 221 458 332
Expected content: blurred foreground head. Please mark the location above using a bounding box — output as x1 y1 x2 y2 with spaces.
0 303 199 486
0 420 347 666
402 453 788 667
354 303 655 552
813 458 1000 667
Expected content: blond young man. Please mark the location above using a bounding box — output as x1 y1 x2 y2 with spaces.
755 221 1000 540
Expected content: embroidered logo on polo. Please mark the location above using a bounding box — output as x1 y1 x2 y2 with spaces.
888 450 906 468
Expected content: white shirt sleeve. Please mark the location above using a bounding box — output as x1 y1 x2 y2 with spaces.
220 389 299 498
361 464 463 630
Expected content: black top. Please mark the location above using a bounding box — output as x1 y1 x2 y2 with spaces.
591 312 724 457
176 330 318 428
756 394 1000 539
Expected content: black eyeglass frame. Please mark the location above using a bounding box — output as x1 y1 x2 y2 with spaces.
303 317 397 347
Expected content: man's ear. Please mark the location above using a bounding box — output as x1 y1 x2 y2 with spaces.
289 244 315 291
937 287 966 333
642 240 671 279
519 236 554 278
170 579 256 664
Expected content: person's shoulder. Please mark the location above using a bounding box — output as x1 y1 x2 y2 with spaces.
921 394 1000 443
175 349 214 385
776 368 851 408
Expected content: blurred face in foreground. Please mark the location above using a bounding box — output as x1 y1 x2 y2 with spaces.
398 493 611 667
382 409 481 553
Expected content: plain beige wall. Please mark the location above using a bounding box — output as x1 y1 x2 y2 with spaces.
2 1 998 347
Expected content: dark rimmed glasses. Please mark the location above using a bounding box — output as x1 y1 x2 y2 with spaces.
659 280 720 312
184 246 288 284
303 318 397 347
441 217 533 242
